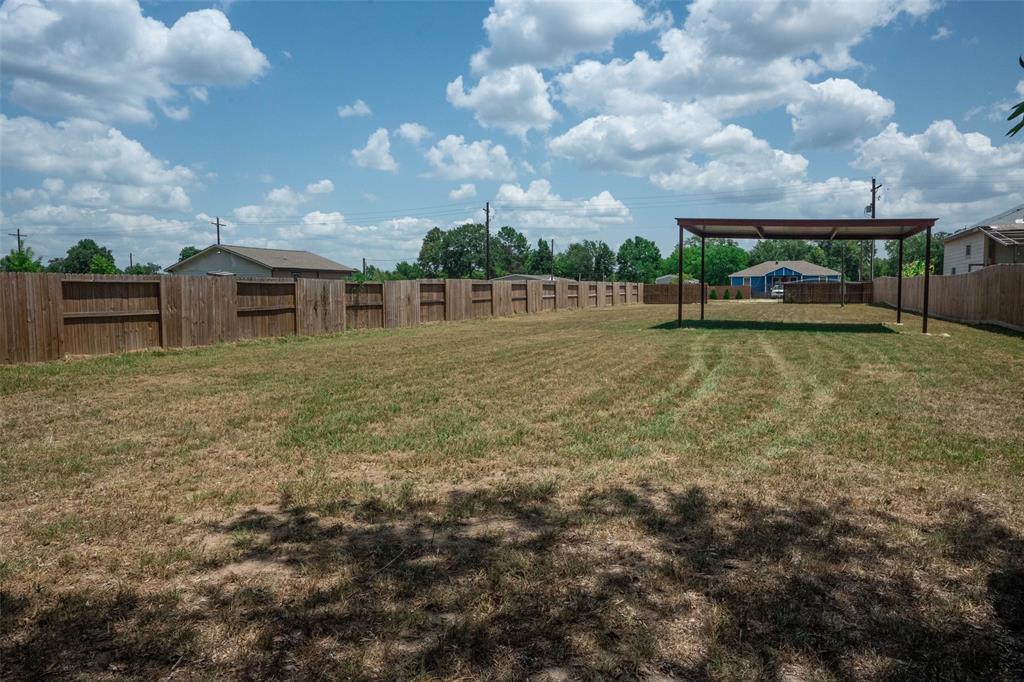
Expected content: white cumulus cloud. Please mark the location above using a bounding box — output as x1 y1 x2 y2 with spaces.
305 179 334 195
471 0 652 72
494 179 632 230
425 135 516 180
0 0 269 123
447 66 558 138
337 99 372 118
855 121 1024 208
548 103 809 198
787 78 895 148
352 128 399 173
395 122 432 145
449 184 477 200
0 115 195 212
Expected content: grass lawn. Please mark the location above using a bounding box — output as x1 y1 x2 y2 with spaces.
2 301 1023 680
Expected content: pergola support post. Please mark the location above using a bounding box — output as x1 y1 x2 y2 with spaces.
922 226 932 333
700 235 706 321
896 237 904 324
677 225 683 328
839 249 847 307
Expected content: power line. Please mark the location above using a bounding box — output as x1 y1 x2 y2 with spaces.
16 172 1021 241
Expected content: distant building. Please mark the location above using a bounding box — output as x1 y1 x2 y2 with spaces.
654 275 698 285
166 244 357 279
942 204 1024 275
729 260 841 298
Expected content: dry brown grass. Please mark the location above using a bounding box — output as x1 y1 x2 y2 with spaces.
2 302 1023 680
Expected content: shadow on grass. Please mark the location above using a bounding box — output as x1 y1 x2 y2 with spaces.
650 319 897 333
3 486 1022 679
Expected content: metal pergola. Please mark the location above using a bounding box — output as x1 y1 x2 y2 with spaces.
675 217 939 332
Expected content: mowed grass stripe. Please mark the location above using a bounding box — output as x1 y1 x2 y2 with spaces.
1 302 1023 679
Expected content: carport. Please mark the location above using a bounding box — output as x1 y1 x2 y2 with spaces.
675 218 938 332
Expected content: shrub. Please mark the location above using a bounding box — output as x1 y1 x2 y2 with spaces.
722 289 731 300
735 289 743 300
709 289 718 300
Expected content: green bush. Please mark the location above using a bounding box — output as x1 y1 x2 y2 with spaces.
722 289 731 300
709 289 718 300
734 290 743 299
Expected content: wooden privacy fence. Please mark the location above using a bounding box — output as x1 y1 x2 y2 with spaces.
643 283 707 304
873 264 1024 331
784 281 872 304
0 274 642 364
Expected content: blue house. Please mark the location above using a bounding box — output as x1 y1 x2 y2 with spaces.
729 260 842 297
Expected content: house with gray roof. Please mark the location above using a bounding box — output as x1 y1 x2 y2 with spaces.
941 203 1024 275
729 260 841 298
165 244 357 279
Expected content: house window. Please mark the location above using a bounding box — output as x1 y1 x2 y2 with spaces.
743 277 751 286
951 267 957 275
965 243 971 256
291 272 302 280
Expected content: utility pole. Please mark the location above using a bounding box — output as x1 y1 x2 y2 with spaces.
484 201 492 280
869 178 882 280
210 216 223 245
550 238 554 281
129 252 134 268
362 257 367 276
8 228 25 252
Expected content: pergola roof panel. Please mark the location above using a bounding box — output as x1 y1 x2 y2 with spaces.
676 217 936 240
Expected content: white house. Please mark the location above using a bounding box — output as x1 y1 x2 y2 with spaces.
942 204 1024 275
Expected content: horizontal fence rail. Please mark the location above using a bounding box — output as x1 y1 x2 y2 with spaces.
0 274 643 364
783 281 872 304
873 264 1024 332
642 284 753 303
643 283 706 304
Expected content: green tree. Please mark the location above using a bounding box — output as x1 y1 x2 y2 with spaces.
417 227 447 277
178 245 201 262
493 226 531 275
555 242 594 280
901 259 937 277
814 240 866 279
673 239 747 285
125 262 161 275
615 235 662 282
529 238 553 275
88 253 119 274
748 239 826 266
393 261 424 279
1008 56 1024 137
47 239 116 273
1 246 44 272
440 223 486 278
592 241 616 280
883 234 943 277
659 245 695 281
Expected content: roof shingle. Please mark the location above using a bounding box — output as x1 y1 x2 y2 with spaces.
169 244 356 273
729 260 841 278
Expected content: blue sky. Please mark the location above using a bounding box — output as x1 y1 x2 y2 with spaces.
1 0 1022 270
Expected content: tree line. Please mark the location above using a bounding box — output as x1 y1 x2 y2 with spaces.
0 239 165 275
359 222 943 284
3 230 943 283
